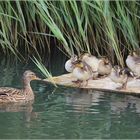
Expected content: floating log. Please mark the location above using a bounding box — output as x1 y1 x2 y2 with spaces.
43 73 140 95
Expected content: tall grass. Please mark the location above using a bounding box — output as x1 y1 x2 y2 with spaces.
0 1 140 67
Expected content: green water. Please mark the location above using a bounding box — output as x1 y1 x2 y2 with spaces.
0 58 140 139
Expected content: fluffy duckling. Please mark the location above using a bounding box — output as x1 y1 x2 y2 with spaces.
98 57 112 77
110 66 128 90
126 51 140 78
80 53 99 72
72 60 93 87
65 55 77 72
0 70 41 103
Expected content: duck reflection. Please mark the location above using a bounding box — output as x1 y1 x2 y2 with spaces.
0 100 37 122
65 88 104 113
111 95 140 115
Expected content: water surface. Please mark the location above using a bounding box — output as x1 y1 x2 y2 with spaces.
0 57 140 139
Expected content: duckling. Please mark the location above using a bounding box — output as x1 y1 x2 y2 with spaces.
72 60 93 87
126 51 140 78
0 70 41 103
80 53 100 79
80 53 99 72
65 55 77 72
110 66 128 90
98 57 112 77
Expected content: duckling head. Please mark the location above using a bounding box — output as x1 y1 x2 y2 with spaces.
100 56 110 65
74 60 84 69
129 51 138 57
133 51 138 57
79 52 92 60
71 54 78 62
113 65 121 73
23 70 41 83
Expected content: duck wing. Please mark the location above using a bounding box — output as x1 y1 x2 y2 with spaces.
0 87 21 96
0 87 25 103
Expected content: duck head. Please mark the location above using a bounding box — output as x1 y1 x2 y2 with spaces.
22 70 41 83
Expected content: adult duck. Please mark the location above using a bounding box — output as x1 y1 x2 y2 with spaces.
0 70 41 103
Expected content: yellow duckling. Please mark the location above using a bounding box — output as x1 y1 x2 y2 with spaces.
0 70 41 103
80 53 99 72
110 66 128 89
72 60 92 87
65 55 77 72
126 51 140 78
98 57 112 77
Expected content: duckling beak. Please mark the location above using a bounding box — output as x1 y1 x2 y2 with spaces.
105 60 109 64
75 63 84 68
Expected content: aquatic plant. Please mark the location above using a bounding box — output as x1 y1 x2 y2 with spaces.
0 1 140 67
32 57 57 87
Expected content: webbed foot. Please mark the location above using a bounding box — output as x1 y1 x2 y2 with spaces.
136 76 140 79
116 83 127 90
72 80 82 87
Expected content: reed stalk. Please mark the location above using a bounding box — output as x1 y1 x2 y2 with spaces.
0 1 139 67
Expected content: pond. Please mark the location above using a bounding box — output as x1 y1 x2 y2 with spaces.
0 56 140 139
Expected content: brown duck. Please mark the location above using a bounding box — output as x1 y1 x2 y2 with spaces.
0 70 41 103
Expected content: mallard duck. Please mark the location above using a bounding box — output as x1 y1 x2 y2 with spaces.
65 55 77 72
126 51 140 78
0 70 41 103
110 66 128 89
80 53 99 72
98 57 112 76
72 60 93 87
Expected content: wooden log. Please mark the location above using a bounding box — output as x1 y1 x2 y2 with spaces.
43 73 140 95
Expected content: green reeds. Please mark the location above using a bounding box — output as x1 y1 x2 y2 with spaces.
0 1 140 67
32 57 57 87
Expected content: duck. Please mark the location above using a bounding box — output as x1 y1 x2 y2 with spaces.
126 51 140 78
98 57 112 77
109 66 128 90
80 53 99 72
65 55 77 72
72 60 93 87
0 70 41 103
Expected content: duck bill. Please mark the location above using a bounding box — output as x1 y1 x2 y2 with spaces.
33 76 42 81
36 77 42 80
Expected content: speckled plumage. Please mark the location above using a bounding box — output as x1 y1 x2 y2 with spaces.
0 70 40 103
